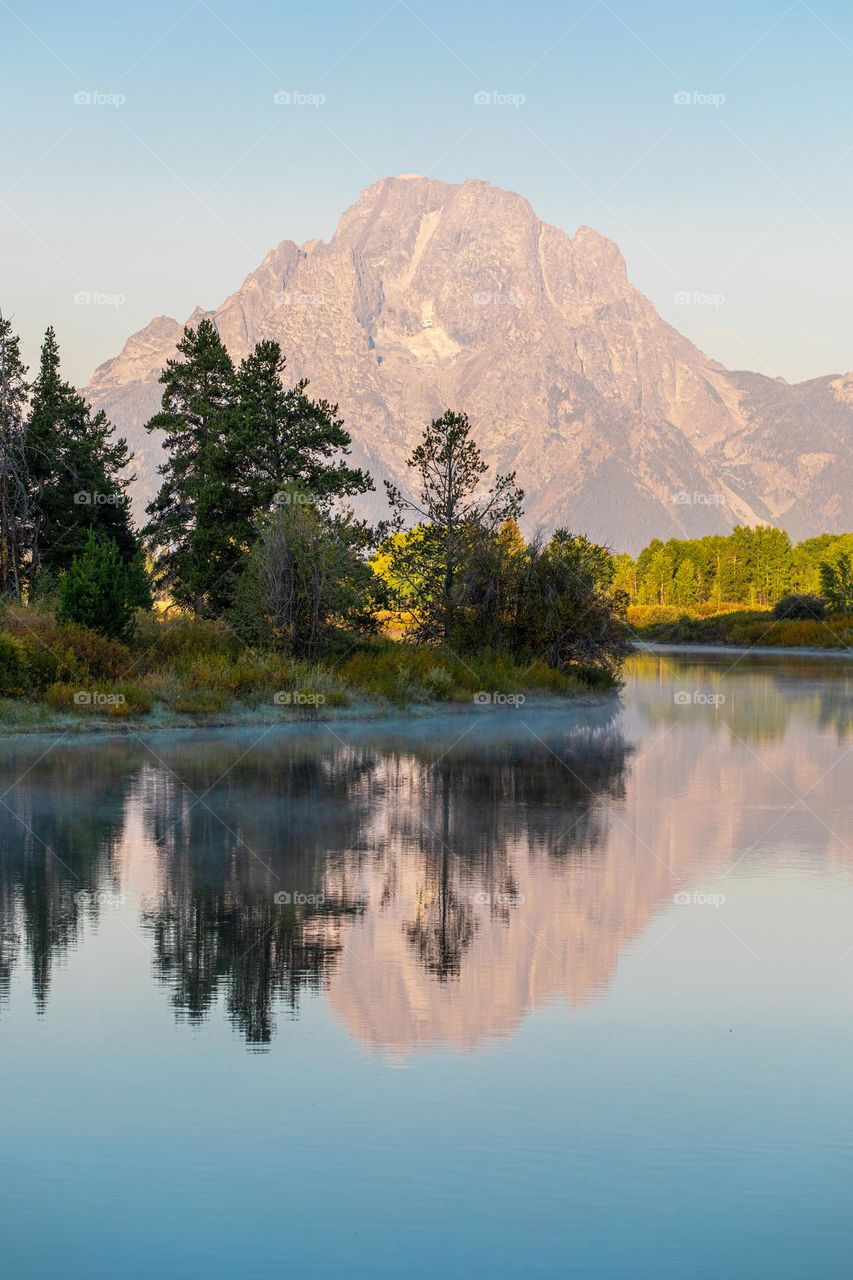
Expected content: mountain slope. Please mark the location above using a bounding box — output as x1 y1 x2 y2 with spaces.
85 175 852 552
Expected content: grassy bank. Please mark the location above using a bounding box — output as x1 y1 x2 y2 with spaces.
0 607 616 736
628 604 853 650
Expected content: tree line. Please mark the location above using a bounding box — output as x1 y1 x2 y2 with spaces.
0 314 146 602
4 308 849 675
616 527 853 615
0 313 630 677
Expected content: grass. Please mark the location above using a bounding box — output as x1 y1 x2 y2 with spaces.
629 605 853 650
626 602 763 628
0 608 616 734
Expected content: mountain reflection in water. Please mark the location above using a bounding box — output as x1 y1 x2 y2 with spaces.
0 650 850 1052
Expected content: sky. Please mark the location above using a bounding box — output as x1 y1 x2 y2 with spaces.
2 0 852 386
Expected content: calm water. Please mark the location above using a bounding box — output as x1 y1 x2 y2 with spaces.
1 649 852 1278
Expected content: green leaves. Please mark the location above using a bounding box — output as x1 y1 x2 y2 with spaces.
234 492 382 656
819 550 853 615
383 410 523 642
57 532 139 642
25 326 139 580
144 324 373 616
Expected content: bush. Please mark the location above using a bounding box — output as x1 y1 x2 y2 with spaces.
0 633 28 696
132 615 241 669
234 496 383 656
172 690 229 715
772 593 827 620
45 681 152 716
339 645 469 703
51 624 130 679
57 533 141 642
0 623 129 694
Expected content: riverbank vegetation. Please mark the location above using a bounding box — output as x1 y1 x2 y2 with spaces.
630 605 853 649
616 527 853 612
0 314 628 729
3 311 851 725
620 528 853 649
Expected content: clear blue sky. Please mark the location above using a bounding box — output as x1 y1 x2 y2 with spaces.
2 0 852 384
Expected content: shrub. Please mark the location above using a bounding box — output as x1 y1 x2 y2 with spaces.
45 682 152 716
56 533 140 642
338 645 469 703
772 594 827 621
132 616 241 669
234 497 382 656
52 624 130 679
0 633 28 696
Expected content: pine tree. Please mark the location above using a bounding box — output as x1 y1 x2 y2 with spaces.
385 410 523 642
145 326 373 615
234 341 371 509
0 312 31 597
143 319 238 612
26 327 138 581
56 532 138 641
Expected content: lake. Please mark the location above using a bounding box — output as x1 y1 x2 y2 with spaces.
1 648 852 1278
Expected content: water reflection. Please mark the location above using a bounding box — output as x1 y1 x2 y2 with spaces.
630 649 853 742
0 651 850 1051
0 745 136 1010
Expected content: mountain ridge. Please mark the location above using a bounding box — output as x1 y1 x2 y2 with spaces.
85 174 853 553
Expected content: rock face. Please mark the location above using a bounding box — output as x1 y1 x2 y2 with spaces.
85 175 853 552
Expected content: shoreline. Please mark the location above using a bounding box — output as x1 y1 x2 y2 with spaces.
0 689 616 743
633 641 853 659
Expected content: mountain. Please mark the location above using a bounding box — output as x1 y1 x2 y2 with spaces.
84 174 853 553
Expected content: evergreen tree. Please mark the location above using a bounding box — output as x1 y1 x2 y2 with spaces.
0 312 31 597
56 532 138 641
26 327 138 580
234 341 371 511
385 410 523 642
145 327 373 614
143 319 238 613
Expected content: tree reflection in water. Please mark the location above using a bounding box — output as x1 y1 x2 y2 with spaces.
0 709 630 1046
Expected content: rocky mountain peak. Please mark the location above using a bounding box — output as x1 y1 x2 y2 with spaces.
83 176 852 552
